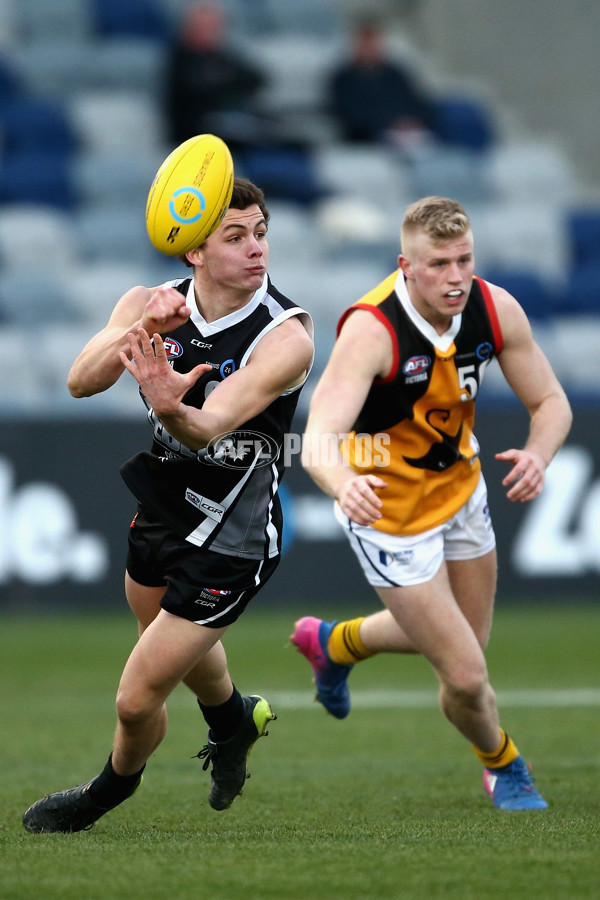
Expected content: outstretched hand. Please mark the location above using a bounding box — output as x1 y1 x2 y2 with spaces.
119 328 211 416
495 448 546 502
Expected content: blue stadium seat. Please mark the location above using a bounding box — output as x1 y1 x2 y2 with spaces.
0 150 75 210
235 146 326 207
566 209 600 267
0 58 23 111
557 263 600 315
92 0 172 41
481 267 558 321
433 96 495 152
0 97 78 154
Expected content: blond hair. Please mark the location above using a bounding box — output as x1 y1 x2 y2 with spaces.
401 196 471 254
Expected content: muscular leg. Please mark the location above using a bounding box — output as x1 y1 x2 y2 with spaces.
113 607 228 774
376 551 501 753
358 608 417 654
351 548 497 655
125 571 233 709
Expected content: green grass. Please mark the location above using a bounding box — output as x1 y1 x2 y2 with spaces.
1 604 599 900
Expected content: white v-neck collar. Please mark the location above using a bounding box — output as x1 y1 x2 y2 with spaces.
186 275 269 337
394 272 460 352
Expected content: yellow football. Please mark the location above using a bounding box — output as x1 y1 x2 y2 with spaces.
145 134 234 256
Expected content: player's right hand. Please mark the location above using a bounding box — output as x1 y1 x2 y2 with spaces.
140 286 192 334
338 474 387 525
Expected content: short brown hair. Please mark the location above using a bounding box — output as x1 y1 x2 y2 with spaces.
401 196 470 253
178 176 270 265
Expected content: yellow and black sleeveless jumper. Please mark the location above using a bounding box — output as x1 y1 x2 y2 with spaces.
338 271 503 536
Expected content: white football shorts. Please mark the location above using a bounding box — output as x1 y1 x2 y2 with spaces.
334 473 496 588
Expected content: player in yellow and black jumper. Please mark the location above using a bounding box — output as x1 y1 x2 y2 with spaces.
292 195 572 811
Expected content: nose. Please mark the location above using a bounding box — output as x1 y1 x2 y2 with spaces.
447 262 462 282
248 235 263 256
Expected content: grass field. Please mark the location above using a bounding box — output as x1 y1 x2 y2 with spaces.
1 604 599 900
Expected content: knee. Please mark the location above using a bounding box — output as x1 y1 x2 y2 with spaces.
441 664 490 709
116 686 156 726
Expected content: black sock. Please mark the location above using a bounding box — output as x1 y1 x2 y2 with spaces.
88 754 145 810
198 686 244 743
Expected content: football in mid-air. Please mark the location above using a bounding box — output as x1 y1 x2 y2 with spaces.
145 133 234 256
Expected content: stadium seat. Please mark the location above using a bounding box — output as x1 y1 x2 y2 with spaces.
0 204 78 272
313 143 409 206
261 201 321 267
246 35 342 116
433 96 495 152
68 90 166 152
315 195 400 270
255 0 343 37
68 261 160 328
557 263 600 315
12 38 166 98
566 208 600 267
0 57 23 111
0 96 78 154
71 148 166 208
409 147 492 205
91 0 172 41
73 205 157 265
548 314 600 389
0 150 75 209
11 0 94 42
468 201 568 280
488 140 575 206
0 268 83 325
480 267 558 320
235 146 326 207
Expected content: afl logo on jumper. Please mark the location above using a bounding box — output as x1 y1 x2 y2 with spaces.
403 354 431 384
163 337 183 359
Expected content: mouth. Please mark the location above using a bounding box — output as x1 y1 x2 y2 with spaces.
445 289 464 304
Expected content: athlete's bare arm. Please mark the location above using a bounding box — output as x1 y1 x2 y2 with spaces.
302 309 393 526
120 315 314 449
68 286 192 398
490 283 572 502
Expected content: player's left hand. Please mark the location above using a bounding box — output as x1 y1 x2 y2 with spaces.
495 447 546 502
120 328 211 416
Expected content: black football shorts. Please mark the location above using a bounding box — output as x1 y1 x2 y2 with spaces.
126 505 279 627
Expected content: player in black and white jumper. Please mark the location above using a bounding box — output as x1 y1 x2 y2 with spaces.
23 178 314 833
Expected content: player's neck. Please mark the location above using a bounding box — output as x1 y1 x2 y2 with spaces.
193 284 256 324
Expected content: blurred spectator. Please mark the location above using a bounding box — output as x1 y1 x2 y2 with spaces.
165 1 272 152
328 18 436 152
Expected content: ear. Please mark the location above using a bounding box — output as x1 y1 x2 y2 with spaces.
185 246 204 266
398 253 412 279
